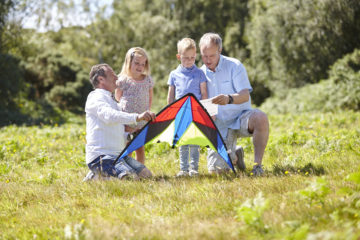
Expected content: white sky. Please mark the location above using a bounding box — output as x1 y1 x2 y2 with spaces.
21 0 114 32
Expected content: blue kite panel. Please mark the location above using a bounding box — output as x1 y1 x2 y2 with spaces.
119 126 149 160
216 133 235 172
173 97 193 146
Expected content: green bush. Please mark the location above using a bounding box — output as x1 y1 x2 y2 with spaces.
0 54 23 110
261 49 360 114
22 52 92 112
247 0 360 97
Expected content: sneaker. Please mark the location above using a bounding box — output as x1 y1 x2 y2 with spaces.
252 165 264 176
176 170 189 177
234 146 246 171
189 170 199 177
82 171 97 182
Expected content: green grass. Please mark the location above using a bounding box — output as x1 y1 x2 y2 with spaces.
1 111 360 239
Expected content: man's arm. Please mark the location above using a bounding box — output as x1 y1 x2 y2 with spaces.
211 89 250 105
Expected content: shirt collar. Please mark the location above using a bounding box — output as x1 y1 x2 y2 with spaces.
178 64 195 73
95 88 112 96
215 55 224 72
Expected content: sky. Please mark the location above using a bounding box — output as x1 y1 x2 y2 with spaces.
20 0 114 32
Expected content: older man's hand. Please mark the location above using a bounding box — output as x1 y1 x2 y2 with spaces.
211 94 230 105
137 110 156 122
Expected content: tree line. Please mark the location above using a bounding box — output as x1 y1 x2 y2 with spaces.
1 0 359 125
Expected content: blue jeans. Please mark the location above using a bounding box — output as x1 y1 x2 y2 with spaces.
179 145 200 172
88 155 145 179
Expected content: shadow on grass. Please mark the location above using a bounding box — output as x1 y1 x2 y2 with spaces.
83 163 326 183
271 163 326 176
150 163 325 181
150 172 238 182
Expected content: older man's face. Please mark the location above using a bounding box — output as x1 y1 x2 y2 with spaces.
200 44 221 72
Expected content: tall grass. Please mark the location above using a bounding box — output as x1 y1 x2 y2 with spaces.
0 111 359 239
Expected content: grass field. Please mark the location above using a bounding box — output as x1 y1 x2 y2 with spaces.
1 111 359 239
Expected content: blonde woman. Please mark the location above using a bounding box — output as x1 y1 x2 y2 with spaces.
115 47 154 165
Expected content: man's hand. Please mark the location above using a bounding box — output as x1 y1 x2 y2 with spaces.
137 110 156 122
211 94 230 105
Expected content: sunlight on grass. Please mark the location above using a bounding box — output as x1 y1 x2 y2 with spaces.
0 111 359 239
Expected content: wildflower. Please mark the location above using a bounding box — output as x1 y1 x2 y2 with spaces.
305 172 309 175
285 171 289 175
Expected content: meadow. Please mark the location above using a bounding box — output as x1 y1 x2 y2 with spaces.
0 111 359 239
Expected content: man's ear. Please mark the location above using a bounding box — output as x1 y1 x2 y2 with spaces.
176 54 181 60
98 75 105 82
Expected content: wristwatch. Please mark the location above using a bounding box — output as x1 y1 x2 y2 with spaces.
228 95 233 104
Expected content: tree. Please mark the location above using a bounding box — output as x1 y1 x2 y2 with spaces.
247 0 360 96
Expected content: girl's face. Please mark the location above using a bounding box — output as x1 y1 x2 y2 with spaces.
130 54 147 80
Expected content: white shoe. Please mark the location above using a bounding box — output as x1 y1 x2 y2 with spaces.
234 146 246 171
189 170 199 177
176 170 189 177
82 171 98 182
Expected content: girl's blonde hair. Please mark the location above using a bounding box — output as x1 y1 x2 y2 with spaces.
120 47 151 77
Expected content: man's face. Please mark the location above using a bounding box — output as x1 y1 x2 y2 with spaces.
101 66 118 92
178 48 196 68
200 44 221 71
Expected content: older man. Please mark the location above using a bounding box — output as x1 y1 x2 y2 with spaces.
199 33 269 176
83 63 155 181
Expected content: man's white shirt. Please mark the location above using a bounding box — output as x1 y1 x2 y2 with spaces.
85 88 138 164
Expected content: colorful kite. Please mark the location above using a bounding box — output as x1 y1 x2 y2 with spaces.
113 93 235 173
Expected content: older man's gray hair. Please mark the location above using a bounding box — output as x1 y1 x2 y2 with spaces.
199 33 222 51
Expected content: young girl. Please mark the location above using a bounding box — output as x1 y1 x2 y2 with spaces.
115 47 154 164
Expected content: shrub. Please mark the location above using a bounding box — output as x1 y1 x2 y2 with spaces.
261 49 360 114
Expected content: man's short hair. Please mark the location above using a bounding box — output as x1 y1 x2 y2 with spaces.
89 63 110 89
199 33 222 51
177 38 196 54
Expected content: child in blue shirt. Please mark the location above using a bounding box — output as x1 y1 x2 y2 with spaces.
167 38 208 177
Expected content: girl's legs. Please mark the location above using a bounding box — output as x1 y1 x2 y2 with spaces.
135 146 145 164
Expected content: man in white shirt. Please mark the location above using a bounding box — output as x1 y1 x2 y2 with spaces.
84 63 155 180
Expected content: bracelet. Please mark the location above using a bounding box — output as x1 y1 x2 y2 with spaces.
228 95 233 104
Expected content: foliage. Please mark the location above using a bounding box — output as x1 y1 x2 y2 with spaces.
235 192 269 232
297 177 330 206
261 48 360 114
0 54 23 110
22 51 92 112
247 0 360 96
2 0 360 121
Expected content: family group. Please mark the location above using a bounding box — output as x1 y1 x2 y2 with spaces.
83 32 269 181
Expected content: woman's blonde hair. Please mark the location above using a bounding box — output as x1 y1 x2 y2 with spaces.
120 47 150 77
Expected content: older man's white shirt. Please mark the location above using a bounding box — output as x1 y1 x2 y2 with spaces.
85 88 138 164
